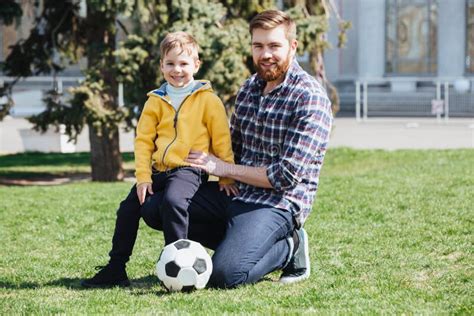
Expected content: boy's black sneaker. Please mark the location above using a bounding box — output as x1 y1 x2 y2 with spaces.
279 228 310 284
81 264 130 288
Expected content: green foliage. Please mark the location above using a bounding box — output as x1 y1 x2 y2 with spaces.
28 90 85 140
286 5 330 54
337 20 352 48
0 0 22 25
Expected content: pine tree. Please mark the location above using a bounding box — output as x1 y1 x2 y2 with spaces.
0 0 349 181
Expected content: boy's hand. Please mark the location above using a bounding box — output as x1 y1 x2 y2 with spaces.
137 182 153 205
219 183 239 197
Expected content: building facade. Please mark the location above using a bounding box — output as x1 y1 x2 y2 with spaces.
325 0 474 117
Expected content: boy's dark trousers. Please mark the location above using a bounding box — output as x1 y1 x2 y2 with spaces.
152 167 209 244
108 167 230 266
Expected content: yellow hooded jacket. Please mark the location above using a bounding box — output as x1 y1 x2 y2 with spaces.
135 80 234 185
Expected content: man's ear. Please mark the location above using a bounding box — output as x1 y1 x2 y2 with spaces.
291 39 298 53
289 39 298 59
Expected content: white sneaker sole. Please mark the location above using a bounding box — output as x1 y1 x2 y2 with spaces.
279 228 310 284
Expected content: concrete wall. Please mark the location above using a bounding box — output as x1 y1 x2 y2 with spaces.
438 0 466 77
357 0 386 78
326 0 386 81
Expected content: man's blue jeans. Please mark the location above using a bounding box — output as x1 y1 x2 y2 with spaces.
209 200 294 288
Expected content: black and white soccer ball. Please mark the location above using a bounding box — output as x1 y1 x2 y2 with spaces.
156 239 213 292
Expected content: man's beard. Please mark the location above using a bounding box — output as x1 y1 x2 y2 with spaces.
254 54 291 82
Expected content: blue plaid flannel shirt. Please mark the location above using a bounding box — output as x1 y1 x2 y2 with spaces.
230 60 333 226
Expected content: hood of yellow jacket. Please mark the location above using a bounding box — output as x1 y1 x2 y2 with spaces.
146 80 213 102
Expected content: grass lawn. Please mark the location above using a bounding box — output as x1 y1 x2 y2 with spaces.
0 148 472 314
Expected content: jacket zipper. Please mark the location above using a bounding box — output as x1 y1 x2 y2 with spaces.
160 94 192 169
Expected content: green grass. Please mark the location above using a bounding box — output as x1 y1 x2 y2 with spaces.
0 149 473 314
0 152 135 179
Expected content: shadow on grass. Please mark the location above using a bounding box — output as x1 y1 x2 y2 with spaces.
0 274 168 296
1 275 274 295
0 279 40 289
0 152 135 185
0 170 135 186
0 171 91 181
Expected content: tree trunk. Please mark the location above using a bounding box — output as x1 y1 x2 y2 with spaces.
89 124 124 181
310 47 340 115
86 1 124 181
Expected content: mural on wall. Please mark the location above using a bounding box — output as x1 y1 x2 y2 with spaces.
386 0 438 74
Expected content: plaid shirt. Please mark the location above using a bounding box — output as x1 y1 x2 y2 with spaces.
230 60 333 226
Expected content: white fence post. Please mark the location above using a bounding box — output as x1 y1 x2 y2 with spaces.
363 81 368 121
436 81 441 122
444 82 449 121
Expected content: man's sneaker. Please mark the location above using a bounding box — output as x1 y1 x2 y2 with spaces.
81 264 130 288
279 228 310 284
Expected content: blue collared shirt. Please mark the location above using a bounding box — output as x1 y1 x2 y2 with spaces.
230 60 333 226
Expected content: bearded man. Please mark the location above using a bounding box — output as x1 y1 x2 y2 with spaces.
186 9 333 287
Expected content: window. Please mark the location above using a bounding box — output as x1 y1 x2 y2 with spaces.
385 0 438 75
467 0 474 73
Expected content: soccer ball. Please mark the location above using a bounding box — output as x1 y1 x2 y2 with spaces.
156 239 213 292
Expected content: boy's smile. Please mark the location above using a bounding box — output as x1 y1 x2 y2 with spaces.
160 47 200 88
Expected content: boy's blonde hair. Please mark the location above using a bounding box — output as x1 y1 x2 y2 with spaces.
249 10 296 41
159 31 200 60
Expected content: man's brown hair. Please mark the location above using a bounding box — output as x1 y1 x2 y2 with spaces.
159 31 199 60
249 10 297 41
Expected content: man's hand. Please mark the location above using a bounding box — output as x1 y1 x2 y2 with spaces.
136 182 153 205
187 150 273 189
186 150 228 177
219 183 239 196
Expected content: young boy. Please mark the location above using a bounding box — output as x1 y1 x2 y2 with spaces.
81 32 237 288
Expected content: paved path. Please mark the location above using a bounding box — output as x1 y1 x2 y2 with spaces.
2 117 474 154
330 118 474 150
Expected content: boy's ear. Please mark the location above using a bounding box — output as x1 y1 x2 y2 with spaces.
194 59 201 73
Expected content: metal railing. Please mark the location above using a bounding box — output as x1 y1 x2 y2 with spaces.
0 75 125 110
0 75 84 89
354 77 473 121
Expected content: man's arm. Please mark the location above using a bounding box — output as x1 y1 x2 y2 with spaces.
186 152 273 188
187 91 332 190
263 90 332 191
